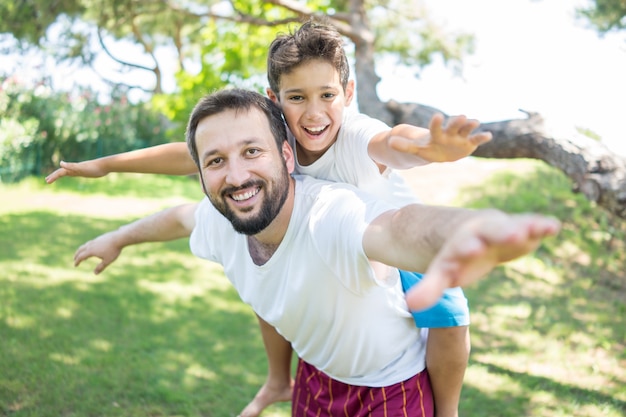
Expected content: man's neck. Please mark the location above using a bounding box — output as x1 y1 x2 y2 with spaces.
246 179 296 265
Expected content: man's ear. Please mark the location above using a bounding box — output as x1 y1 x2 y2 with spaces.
281 141 295 174
344 79 355 106
266 88 279 103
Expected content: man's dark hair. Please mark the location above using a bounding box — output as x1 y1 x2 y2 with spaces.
186 88 287 169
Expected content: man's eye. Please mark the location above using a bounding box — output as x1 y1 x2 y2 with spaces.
247 148 260 156
206 157 222 167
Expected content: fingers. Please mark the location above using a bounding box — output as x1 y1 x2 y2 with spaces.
437 115 489 142
73 241 117 275
45 167 68 184
94 261 108 275
469 131 493 146
428 113 446 137
405 271 447 312
74 244 90 267
405 214 561 312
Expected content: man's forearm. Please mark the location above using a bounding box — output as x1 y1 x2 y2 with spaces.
114 203 197 247
73 203 198 274
364 204 500 272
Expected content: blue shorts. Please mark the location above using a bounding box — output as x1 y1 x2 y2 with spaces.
399 270 470 328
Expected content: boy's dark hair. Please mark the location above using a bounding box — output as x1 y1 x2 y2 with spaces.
267 19 350 95
186 88 287 168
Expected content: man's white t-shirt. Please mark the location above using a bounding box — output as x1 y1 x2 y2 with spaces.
189 176 426 387
289 109 421 207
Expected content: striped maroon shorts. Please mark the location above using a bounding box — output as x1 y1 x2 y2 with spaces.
292 358 433 417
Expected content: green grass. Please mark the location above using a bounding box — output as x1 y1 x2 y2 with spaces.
1 164 625 417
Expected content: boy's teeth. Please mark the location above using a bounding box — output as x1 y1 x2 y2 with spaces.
306 126 325 133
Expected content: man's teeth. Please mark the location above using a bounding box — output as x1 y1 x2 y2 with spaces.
232 188 259 201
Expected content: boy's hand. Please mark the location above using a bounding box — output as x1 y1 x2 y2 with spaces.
405 213 561 311
46 160 108 184
389 113 493 163
74 231 124 275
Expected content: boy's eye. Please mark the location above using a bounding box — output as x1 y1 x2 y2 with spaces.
322 92 335 99
288 95 304 102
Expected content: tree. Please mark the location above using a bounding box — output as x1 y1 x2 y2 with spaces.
2 0 625 218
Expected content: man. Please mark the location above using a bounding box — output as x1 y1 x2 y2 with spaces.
74 88 559 416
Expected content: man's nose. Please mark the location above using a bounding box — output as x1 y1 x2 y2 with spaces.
225 159 252 186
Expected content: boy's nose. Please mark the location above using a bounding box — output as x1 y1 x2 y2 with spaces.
305 100 324 120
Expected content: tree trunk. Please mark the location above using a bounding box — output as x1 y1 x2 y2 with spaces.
385 100 626 219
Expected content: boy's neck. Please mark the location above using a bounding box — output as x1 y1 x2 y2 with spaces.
295 140 336 166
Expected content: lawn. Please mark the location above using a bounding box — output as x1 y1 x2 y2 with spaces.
1 159 624 417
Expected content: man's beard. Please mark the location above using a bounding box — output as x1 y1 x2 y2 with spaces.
206 168 290 235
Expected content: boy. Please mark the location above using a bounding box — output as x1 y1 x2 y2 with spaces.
47 19 492 417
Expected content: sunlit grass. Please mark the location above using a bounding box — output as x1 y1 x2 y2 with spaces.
455 159 626 417
0 166 624 416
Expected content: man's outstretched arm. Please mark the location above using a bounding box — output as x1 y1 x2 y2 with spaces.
74 203 198 274
363 205 560 310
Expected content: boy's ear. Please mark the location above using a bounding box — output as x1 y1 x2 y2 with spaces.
344 80 355 106
266 88 279 103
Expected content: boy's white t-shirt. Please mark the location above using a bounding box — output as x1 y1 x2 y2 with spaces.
189 176 426 387
288 108 421 207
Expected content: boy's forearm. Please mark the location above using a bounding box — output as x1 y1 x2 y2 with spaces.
99 142 197 176
368 124 431 170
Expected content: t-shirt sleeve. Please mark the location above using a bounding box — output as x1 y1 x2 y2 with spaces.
337 111 390 185
189 197 222 262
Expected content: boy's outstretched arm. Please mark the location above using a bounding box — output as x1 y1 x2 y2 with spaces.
74 203 197 274
45 142 196 184
367 113 493 170
363 205 560 310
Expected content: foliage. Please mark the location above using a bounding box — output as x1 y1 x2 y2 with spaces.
0 1 474 127
0 164 625 417
577 0 626 32
0 0 83 45
0 76 170 182
152 19 283 140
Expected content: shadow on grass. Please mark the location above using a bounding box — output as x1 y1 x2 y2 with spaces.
0 210 273 417
461 362 626 416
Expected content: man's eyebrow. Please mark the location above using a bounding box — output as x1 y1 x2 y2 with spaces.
200 139 260 161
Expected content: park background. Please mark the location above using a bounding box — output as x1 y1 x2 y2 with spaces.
1 0 625 416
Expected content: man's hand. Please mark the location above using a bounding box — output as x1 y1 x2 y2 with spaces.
405 213 561 311
74 231 124 275
388 113 493 163
46 160 108 184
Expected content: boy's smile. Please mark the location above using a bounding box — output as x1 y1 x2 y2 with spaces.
273 59 354 165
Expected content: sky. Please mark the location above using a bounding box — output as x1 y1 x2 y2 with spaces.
376 0 626 156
